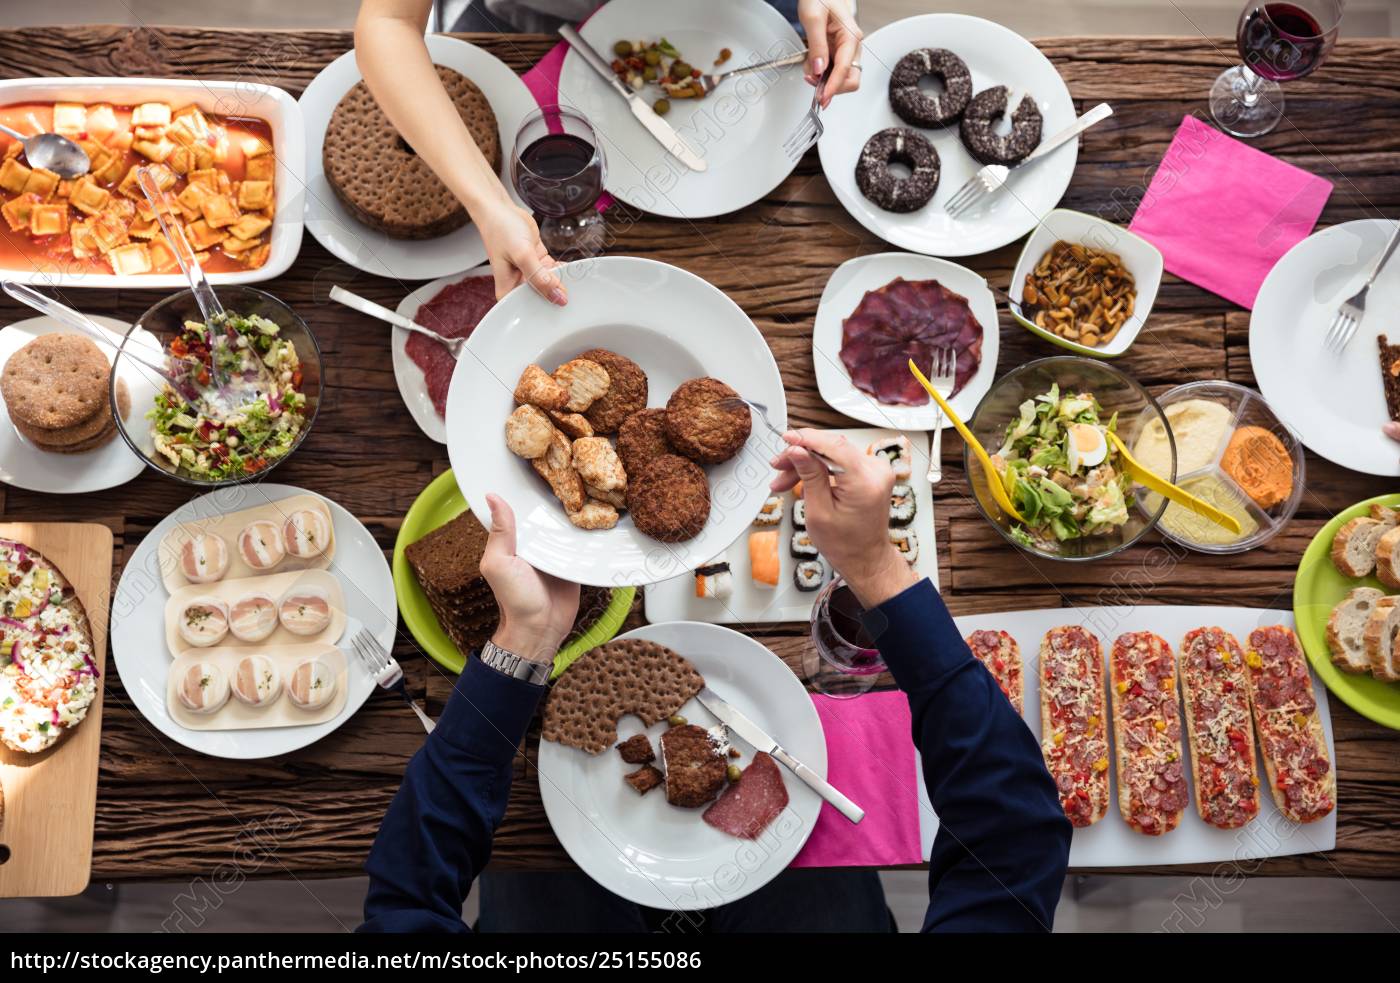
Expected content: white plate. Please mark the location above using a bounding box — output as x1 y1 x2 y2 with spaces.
557 0 810 219
0 77 303 289
391 264 492 444
0 315 157 494
813 252 998 430
538 621 825 910
921 606 1337 867
1250 219 1400 477
110 484 396 760
645 428 938 624
446 255 786 588
817 14 1078 257
299 36 538 281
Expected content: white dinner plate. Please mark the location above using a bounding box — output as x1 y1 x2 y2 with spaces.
299 35 538 281
111 484 397 759
1251 219 1400 477
817 14 1078 257
446 255 786 588
392 264 493 444
557 0 810 219
537 621 826 910
813 252 999 430
0 316 158 494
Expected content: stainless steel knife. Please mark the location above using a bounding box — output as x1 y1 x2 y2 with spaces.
559 24 707 173
696 687 865 824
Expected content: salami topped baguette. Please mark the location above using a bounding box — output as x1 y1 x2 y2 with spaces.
1109 632 1187 835
965 629 1023 714
1179 627 1260 829
1244 626 1335 824
1039 626 1110 828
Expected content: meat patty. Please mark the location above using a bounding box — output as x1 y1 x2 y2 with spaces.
660 724 727 808
627 454 711 542
578 348 647 434
616 408 672 478
664 377 751 465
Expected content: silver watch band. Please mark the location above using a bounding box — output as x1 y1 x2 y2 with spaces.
478 639 551 686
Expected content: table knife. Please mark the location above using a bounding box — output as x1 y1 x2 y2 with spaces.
559 24 707 172
696 687 864 824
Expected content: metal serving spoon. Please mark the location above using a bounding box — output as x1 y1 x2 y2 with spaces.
0 122 90 179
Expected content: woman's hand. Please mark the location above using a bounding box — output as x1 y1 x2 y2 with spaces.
479 493 580 663
797 0 864 108
475 198 568 306
771 429 917 608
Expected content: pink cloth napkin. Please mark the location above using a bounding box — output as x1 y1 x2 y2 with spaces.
792 691 924 868
1128 114 1333 309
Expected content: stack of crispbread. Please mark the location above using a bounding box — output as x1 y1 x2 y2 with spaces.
0 333 129 454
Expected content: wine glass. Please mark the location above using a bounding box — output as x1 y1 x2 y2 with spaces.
1209 1 1344 138
510 105 607 259
805 575 886 698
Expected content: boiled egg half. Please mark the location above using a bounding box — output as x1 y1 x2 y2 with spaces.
1066 423 1108 471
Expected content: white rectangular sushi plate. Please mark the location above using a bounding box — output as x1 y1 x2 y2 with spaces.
643 428 938 625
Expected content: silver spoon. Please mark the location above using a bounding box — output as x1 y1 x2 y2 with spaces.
0 123 90 179
328 285 467 358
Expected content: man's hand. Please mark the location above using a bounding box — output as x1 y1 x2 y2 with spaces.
797 0 863 108
771 429 918 608
479 494 580 664
476 199 568 306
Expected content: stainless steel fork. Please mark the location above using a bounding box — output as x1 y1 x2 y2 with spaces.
925 347 956 484
1325 220 1400 353
781 64 832 161
351 627 435 734
717 396 845 475
653 50 806 97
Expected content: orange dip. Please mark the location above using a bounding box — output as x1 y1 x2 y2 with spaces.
1220 426 1292 509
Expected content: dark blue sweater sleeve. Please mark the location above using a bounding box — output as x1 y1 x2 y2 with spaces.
358 658 546 933
861 578 1071 932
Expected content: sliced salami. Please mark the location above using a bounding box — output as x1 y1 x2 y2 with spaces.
1109 631 1186 836
1039 626 1110 828
701 752 789 839
965 629 1023 714
1244 626 1335 824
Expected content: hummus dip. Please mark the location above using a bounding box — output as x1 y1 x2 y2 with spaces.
1132 398 1234 478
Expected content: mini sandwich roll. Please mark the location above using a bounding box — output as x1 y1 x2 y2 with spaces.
288 656 338 711
177 597 229 648
227 591 279 642
237 519 286 571
231 654 282 707
282 508 332 560
179 532 230 584
176 662 231 715
279 586 333 636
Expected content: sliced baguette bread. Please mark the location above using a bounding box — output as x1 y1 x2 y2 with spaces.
1377 526 1400 589
1364 596 1400 682
1331 505 1399 577
1327 586 1385 672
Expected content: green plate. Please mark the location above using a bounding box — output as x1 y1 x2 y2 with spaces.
1293 492 1400 730
392 469 635 677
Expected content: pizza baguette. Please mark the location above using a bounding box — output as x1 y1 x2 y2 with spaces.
1109 631 1187 836
1179 627 1260 829
965 629 1023 714
1039 626 1110 828
1244 626 1335 824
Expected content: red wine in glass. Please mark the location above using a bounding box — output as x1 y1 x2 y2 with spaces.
808 577 886 698
510 106 607 259
1238 3 1329 81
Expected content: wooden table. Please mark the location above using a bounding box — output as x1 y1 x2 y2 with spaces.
1 26 1397 882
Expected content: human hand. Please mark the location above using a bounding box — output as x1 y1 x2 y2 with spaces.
797 0 863 108
1385 421 1400 449
476 199 568 306
771 429 917 608
479 493 581 663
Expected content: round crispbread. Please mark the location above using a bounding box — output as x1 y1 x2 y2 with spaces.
542 639 704 755
1 334 110 431
14 378 128 453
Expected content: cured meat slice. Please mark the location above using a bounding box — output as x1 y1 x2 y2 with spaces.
702 751 789 839
839 277 983 407
406 333 457 416
407 276 496 418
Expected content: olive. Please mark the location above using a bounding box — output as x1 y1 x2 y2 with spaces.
653 98 671 116
667 713 686 726
613 40 634 57
644 49 661 66
671 61 692 80
642 66 658 81
727 764 742 783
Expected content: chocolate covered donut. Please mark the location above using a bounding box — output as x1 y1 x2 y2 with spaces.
959 86 1043 166
854 127 941 213
888 48 973 128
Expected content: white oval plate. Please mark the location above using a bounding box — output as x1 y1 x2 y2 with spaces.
111 484 397 759
392 264 494 444
537 621 825 910
817 13 1078 257
1251 218 1400 477
813 252 998 430
446 256 786 588
557 0 810 219
0 315 158 494
299 35 538 281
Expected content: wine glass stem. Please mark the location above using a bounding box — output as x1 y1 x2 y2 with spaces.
1238 63 1265 107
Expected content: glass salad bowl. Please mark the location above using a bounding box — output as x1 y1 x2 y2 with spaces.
963 356 1176 562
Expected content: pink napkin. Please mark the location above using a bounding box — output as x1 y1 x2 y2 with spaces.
1128 114 1332 309
791 691 924 868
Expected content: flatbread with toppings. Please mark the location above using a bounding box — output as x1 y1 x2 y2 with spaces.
1109 631 1187 836
1039 625 1110 828
1244 626 1335 824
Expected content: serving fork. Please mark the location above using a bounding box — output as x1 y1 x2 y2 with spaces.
328 285 467 358
782 63 832 162
653 50 806 97
717 396 845 475
351 627 436 734
924 347 956 484
1324 220 1400 353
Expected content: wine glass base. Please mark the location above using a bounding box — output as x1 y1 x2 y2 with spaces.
801 642 881 699
539 211 606 261
1209 65 1284 138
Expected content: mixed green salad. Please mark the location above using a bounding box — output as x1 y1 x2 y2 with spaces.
148 312 307 481
991 384 1132 548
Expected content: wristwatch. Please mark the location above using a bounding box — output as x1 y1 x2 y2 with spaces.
477 639 551 686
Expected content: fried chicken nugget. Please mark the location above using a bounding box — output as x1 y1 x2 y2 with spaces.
585 483 627 510
567 499 619 530
549 410 594 439
571 436 628 492
531 429 586 512
514 363 569 411
553 358 611 413
505 404 554 459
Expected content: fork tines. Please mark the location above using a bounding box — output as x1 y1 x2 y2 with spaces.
944 166 1006 219
1324 307 1360 353
352 627 391 674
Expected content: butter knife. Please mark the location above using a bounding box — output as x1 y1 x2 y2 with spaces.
559 24 707 173
696 687 865 824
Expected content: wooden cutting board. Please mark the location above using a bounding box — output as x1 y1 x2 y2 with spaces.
0 522 113 898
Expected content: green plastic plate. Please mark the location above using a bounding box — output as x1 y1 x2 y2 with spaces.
392 469 634 677
1293 492 1400 730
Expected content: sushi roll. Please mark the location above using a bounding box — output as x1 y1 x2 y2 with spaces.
752 495 783 527
282 508 332 559
231 654 282 708
238 519 286 571
790 529 818 559
288 656 338 711
749 530 780 589
176 597 229 648
793 559 825 592
792 499 807 529
694 558 733 600
178 532 229 584
889 484 917 526
176 662 230 715
889 528 919 565
279 587 334 636
868 435 913 481
228 591 278 642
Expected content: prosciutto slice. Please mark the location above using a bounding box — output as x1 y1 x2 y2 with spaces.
701 751 788 839
407 276 497 417
839 277 983 407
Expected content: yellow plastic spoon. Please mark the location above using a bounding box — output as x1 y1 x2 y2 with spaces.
1105 431 1242 536
907 359 1025 523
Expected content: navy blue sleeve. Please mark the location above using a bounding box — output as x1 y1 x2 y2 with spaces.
358 657 546 933
861 578 1071 932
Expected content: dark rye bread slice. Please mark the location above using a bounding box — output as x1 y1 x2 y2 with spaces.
405 510 491 596
323 66 501 240
1379 334 1400 422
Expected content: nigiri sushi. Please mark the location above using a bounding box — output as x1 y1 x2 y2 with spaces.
748 530 780 589
694 558 733 600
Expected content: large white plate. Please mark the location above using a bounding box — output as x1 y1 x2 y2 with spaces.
0 315 157 494
110 484 396 759
538 621 825 910
645 428 938 624
920 606 1337 867
813 252 998 430
299 36 538 281
817 14 1078 257
446 255 786 588
1250 219 1400 477
557 0 810 219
